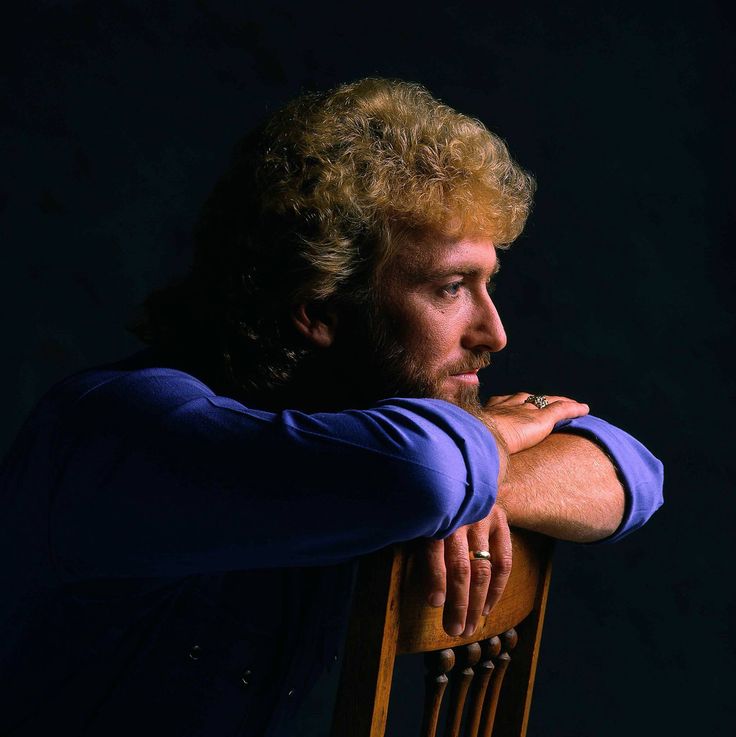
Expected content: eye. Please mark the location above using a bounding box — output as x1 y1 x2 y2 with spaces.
441 281 463 298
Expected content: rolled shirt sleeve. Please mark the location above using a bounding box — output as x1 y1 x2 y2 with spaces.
46 369 499 579
554 414 664 543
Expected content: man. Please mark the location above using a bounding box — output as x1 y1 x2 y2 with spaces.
0 79 662 736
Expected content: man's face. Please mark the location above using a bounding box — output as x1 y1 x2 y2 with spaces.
362 236 507 410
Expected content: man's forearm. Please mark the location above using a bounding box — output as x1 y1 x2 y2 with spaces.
497 432 626 542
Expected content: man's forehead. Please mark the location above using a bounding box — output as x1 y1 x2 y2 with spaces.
395 236 500 280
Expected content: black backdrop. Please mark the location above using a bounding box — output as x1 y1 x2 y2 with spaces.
2 3 734 735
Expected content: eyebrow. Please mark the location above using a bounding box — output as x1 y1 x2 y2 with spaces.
417 259 502 282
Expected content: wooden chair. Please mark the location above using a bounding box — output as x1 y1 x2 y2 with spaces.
331 529 554 737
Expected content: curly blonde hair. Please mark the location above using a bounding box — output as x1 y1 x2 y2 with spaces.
133 78 535 400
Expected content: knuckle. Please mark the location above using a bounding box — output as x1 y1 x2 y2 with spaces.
494 554 513 575
447 601 468 616
487 580 507 598
472 566 492 586
428 567 446 584
447 558 471 578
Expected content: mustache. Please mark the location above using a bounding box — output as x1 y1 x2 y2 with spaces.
445 354 492 375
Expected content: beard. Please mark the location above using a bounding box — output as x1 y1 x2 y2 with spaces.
359 307 491 415
267 299 491 415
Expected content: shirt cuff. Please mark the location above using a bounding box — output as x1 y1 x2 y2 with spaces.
553 414 664 544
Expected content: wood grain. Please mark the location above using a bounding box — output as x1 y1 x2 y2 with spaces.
332 528 554 737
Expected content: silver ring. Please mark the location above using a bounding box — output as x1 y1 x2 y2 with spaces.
524 394 548 409
470 550 492 561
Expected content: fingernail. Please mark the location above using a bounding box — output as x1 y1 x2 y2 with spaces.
482 606 490 616
463 624 476 637
428 592 445 607
447 622 463 636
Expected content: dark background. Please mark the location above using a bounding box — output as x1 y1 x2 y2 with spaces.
2 2 733 735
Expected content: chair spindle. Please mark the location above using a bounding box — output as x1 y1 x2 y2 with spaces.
420 648 455 737
479 629 518 737
464 636 501 737
444 642 482 737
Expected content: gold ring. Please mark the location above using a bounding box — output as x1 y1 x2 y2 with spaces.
470 550 492 561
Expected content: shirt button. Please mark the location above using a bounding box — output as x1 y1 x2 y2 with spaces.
241 670 252 687
188 645 202 661
287 688 296 697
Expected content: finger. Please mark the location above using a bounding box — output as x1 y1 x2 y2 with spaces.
483 508 513 615
510 393 582 409
507 392 536 406
420 538 447 607
484 392 572 409
517 393 572 407
541 399 589 422
464 523 492 637
443 528 471 637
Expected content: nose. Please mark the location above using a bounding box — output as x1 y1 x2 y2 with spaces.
462 291 507 353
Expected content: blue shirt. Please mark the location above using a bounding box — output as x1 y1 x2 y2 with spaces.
0 353 663 736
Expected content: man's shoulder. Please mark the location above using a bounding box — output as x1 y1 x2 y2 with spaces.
48 351 215 413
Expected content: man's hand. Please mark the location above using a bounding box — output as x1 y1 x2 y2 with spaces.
417 392 588 637
483 393 590 455
420 503 512 637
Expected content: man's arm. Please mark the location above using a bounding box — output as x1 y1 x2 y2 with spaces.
498 432 626 542
419 394 592 637
44 369 505 578
485 395 664 544
420 395 664 637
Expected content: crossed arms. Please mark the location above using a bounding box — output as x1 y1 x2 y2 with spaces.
42 366 661 613
419 391 645 638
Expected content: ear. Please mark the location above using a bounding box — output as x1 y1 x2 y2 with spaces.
291 302 338 348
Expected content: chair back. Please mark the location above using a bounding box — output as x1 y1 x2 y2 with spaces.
331 529 554 737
